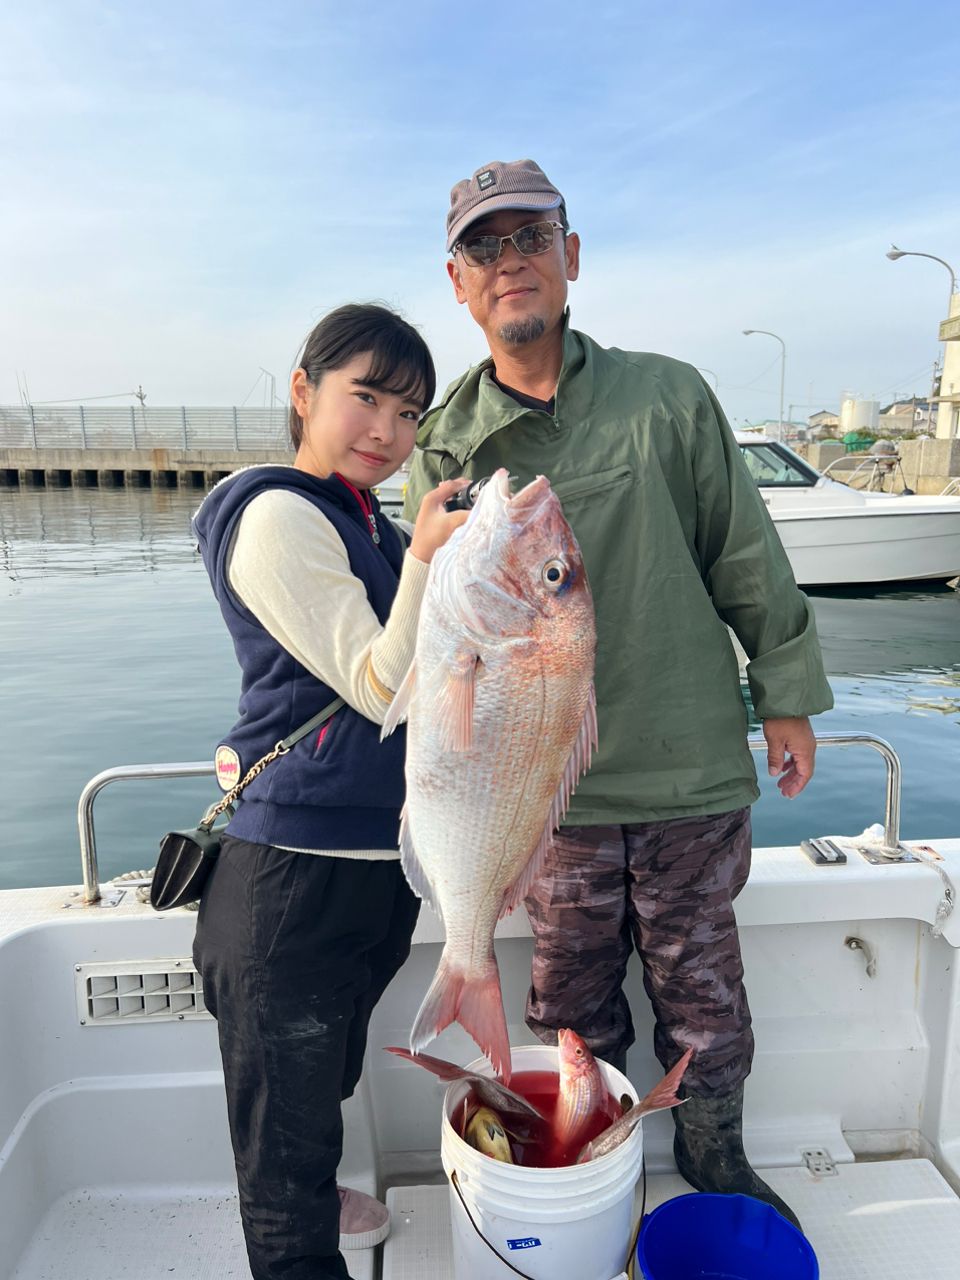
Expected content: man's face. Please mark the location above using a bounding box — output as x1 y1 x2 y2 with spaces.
446 208 580 348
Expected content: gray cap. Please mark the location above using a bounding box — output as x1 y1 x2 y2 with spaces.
446 159 563 252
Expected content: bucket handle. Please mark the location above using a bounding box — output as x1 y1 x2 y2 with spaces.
450 1163 645 1280
450 1170 538 1280
625 1158 648 1280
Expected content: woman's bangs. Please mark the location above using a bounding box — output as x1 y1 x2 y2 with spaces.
358 334 433 410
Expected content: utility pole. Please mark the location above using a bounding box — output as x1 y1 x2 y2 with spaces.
929 360 940 434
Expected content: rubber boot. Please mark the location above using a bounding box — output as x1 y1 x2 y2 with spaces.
673 1084 803 1232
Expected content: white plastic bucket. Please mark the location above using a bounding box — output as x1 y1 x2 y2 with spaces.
441 1044 643 1280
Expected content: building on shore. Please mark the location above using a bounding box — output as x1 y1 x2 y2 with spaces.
808 409 840 432
879 396 935 435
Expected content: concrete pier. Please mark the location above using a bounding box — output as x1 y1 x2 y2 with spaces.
0 447 288 489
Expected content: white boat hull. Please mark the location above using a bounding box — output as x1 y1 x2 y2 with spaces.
771 504 960 586
5 830 960 1277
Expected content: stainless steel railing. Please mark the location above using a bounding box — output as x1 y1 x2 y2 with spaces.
75 733 908 907
747 732 903 854
78 762 215 905
819 454 910 494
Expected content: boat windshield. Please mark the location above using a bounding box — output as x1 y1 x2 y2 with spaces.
739 442 819 487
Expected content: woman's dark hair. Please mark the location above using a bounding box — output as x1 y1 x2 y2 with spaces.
289 303 436 451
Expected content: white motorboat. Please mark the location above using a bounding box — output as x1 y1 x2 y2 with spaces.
736 434 960 587
3 736 960 1278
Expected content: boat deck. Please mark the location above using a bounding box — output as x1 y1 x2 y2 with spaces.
10 1188 377 1280
11 1159 960 1279
383 1161 960 1279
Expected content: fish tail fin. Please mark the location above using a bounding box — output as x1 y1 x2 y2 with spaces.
411 953 512 1084
637 1046 695 1115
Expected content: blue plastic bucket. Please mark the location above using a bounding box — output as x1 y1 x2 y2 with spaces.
636 1193 819 1279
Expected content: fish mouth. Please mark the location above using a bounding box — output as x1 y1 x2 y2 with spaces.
476 470 556 530
507 473 551 517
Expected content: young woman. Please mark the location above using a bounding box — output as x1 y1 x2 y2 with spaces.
192 304 467 1280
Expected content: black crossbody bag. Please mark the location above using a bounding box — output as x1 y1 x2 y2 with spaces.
150 696 346 911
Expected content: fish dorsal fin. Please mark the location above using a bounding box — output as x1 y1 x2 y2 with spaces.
398 807 443 920
380 660 417 740
499 682 598 917
434 651 479 753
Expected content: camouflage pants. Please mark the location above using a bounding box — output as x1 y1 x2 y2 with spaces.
524 807 753 1096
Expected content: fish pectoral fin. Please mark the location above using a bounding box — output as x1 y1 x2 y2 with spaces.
380 660 417 740
434 651 479 753
498 683 599 917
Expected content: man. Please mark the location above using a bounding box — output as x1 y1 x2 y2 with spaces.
404 159 833 1228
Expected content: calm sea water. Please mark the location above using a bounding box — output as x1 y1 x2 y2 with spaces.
1 487 959 891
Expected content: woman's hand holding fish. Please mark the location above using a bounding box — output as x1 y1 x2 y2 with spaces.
409 480 471 564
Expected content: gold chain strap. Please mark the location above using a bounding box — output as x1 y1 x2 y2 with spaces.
201 740 290 828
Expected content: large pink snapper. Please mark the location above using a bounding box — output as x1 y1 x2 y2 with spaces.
382 469 597 1080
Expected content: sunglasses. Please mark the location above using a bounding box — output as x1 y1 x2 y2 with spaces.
454 219 565 268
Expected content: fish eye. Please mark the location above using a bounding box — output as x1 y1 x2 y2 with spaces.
541 559 568 589
575 1046 583 1057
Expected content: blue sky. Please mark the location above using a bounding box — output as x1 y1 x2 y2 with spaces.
2 1 958 425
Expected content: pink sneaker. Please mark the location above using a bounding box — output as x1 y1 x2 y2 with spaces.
338 1185 390 1250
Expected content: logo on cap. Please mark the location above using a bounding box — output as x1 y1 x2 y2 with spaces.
476 169 496 191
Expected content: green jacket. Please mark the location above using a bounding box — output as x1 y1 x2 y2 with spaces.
404 319 834 824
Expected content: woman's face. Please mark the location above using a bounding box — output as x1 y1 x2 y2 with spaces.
291 353 422 488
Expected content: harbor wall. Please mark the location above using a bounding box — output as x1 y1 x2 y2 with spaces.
804 439 960 495
0 447 288 489
898 438 960 494
4 439 959 496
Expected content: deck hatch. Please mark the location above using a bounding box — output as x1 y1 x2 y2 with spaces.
802 1148 838 1177
75 959 211 1024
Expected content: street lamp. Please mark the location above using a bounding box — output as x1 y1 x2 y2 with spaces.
743 329 786 443
887 246 959 438
696 367 719 390
886 245 957 301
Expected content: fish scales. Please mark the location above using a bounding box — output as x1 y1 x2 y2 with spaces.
408 623 585 962
554 1028 610 1154
383 470 597 1080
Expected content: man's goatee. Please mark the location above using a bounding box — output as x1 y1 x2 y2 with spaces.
498 316 546 346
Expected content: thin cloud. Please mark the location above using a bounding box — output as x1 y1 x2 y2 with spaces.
1 1 958 419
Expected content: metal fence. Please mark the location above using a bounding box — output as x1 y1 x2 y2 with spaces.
0 405 289 451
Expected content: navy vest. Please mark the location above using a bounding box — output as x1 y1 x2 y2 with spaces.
193 465 408 850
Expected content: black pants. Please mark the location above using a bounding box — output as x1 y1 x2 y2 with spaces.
193 835 420 1280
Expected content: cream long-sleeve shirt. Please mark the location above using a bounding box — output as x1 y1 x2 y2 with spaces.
226 488 427 858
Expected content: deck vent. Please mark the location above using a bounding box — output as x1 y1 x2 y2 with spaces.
75 959 212 1025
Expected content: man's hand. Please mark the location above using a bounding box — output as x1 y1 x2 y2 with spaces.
762 716 817 799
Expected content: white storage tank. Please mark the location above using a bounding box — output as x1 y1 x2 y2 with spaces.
839 397 879 434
